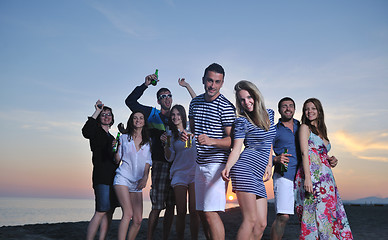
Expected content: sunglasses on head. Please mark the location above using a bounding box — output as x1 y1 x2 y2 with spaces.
158 94 172 100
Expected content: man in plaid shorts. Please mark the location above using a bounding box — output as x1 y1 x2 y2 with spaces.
125 72 175 240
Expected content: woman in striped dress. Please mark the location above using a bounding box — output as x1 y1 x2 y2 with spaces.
221 80 276 240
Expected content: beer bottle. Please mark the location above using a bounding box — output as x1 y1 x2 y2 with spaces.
112 132 121 153
184 126 192 148
280 148 288 175
151 69 158 86
166 126 172 147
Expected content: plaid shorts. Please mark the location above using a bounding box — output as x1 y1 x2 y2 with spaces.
150 161 175 210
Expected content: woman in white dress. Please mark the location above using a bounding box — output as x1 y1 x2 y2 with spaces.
113 111 152 240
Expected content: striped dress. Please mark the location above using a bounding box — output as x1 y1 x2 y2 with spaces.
230 109 276 198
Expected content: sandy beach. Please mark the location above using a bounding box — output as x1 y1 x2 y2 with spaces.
0 203 386 239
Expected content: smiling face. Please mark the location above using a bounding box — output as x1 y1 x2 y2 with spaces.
279 100 295 121
157 90 172 111
170 108 182 127
132 112 145 129
203 71 224 101
237 89 254 113
304 101 318 123
99 109 113 126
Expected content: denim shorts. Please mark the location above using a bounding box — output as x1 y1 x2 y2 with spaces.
93 184 118 212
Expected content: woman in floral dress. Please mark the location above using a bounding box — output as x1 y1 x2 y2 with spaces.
295 98 352 239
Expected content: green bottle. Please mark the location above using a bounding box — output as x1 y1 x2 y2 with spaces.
280 148 288 175
112 132 120 153
151 69 158 86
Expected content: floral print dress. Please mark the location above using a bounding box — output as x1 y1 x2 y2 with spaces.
294 132 353 240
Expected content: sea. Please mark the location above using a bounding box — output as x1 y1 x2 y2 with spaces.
0 197 238 227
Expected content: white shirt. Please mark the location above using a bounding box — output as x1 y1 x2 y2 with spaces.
116 134 152 182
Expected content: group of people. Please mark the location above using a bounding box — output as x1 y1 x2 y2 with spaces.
82 63 353 240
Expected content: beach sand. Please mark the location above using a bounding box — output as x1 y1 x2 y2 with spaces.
0 203 386 239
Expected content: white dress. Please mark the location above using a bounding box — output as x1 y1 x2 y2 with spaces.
114 134 152 190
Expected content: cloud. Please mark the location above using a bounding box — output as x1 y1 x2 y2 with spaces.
91 2 158 38
21 120 81 132
358 156 388 163
332 130 388 163
164 0 176 7
333 130 388 152
0 110 82 134
93 4 138 36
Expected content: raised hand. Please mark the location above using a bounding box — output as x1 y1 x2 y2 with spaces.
145 74 158 86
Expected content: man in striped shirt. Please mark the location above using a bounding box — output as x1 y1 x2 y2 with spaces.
188 63 236 240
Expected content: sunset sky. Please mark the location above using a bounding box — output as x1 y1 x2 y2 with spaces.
1 0 387 201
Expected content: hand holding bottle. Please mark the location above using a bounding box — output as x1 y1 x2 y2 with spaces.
92 99 104 119
144 69 159 86
279 148 291 176
112 132 121 153
95 99 104 110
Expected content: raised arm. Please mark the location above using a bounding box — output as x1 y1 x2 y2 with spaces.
178 78 197 99
125 74 157 116
82 100 104 139
299 124 313 193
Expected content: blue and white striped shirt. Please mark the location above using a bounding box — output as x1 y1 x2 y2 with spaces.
189 93 236 164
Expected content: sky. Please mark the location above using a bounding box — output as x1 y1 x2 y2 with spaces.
0 0 387 201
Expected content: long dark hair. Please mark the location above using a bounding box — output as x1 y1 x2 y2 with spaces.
118 111 150 147
301 98 329 141
97 106 114 127
168 105 187 139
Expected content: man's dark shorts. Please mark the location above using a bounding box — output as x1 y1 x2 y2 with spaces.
150 162 175 210
93 184 118 212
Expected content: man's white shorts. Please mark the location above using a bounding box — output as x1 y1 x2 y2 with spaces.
273 172 294 215
195 163 227 212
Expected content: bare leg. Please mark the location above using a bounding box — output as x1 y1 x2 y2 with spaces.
115 185 133 240
202 211 224 240
86 211 106 240
163 204 175 240
270 214 290 240
198 211 211 240
127 192 143 240
174 185 188 240
99 209 114 240
236 192 258 240
252 197 267 240
188 182 199 240
147 208 161 240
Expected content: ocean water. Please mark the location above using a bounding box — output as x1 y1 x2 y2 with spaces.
0 197 238 227
0 197 129 227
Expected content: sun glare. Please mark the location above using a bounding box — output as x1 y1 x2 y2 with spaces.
228 195 234 201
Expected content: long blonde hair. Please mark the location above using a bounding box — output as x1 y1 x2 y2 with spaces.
234 80 270 131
